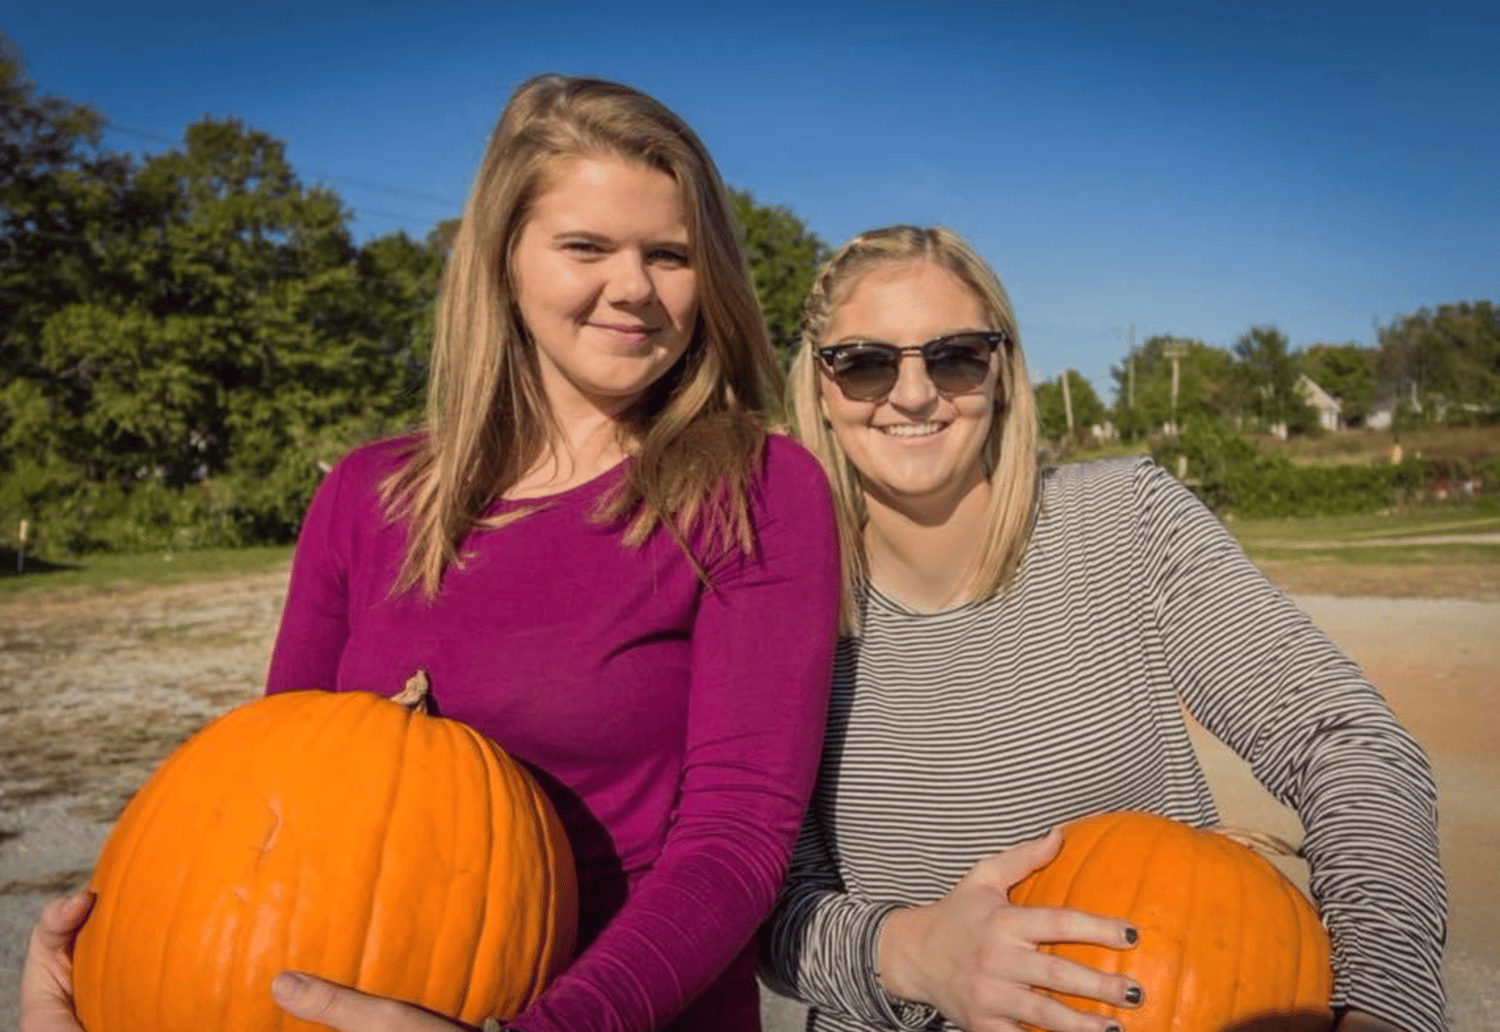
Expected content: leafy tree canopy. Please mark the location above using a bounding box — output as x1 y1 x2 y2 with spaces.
729 188 827 361
1035 369 1105 442
1301 342 1375 426
1377 301 1500 418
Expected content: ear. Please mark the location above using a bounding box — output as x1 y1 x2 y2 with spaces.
819 384 832 426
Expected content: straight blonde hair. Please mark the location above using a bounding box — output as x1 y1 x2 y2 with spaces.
786 225 1038 631
382 74 781 598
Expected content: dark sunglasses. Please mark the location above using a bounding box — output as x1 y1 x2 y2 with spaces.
816 330 1010 403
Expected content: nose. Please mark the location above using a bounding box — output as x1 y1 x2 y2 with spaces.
606 251 655 307
884 351 939 411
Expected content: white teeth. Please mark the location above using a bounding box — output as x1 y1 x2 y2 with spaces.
879 423 944 437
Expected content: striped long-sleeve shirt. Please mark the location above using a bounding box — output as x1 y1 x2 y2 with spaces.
760 457 1446 1032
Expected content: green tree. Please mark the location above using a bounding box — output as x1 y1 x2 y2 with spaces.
3 113 440 547
1036 369 1105 442
1377 302 1500 421
1232 325 1316 435
728 188 827 360
0 37 131 443
1301 342 1375 426
1109 335 1240 439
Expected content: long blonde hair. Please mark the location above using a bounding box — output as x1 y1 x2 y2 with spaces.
383 74 781 597
786 225 1038 630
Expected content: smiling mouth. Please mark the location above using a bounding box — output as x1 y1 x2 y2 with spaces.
878 422 946 438
592 322 657 338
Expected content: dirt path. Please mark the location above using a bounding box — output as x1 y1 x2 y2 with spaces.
2 570 1495 1029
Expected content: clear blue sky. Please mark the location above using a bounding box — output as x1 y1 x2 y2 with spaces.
7 0 1497 400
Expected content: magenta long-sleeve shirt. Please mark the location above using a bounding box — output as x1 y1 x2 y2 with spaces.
264 434 840 1031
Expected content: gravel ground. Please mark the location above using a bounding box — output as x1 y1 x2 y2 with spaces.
2 572 1495 1030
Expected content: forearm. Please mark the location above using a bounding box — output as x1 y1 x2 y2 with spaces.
1143 466 1446 1032
763 880 925 1030
515 812 804 1030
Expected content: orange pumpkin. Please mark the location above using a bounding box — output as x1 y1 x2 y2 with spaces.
73 678 578 1032
1009 811 1333 1032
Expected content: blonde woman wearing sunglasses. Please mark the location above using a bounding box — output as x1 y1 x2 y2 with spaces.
759 225 1444 1032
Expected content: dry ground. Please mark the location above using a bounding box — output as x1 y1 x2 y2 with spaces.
1 561 1495 1030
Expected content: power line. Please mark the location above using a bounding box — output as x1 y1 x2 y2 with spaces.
102 121 462 210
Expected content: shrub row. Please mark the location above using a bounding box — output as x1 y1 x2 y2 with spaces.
1153 425 1500 517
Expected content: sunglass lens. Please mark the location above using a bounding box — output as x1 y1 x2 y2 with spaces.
831 347 899 401
925 335 993 394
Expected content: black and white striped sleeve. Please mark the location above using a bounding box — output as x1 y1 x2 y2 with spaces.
758 810 939 1030
1133 462 1447 1032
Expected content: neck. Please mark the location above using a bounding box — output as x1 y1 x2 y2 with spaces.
862 472 992 613
507 406 632 500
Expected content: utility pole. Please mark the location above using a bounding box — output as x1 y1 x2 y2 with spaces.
1127 323 1135 412
1164 341 1187 436
1060 370 1074 435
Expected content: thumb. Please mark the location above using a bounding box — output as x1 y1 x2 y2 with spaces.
270 972 362 1028
34 890 95 949
270 972 459 1031
971 826 1064 892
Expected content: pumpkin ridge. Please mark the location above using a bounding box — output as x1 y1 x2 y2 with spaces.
279 694 349 1032
441 719 485 1019
77 695 251 1030
516 754 559 1009
149 699 265 1030
398 708 449 1013
353 691 425 998
470 734 514 1016
1130 816 1184 1030
1158 820 1192 1032
170 700 282 1030
1221 832 1249 1029
541 772 575 996
508 738 560 1013
248 693 324 1029
250 692 337 1032
490 742 540 1015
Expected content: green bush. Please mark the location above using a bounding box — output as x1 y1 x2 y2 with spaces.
1150 421 1498 518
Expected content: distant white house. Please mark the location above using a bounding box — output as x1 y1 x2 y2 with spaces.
1268 375 1343 439
1298 374 1342 432
1366 399 1398 430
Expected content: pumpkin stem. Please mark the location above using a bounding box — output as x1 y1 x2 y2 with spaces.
393 669 435 714
1213 825 1304 858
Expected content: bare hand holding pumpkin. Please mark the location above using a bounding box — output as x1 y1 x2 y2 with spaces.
876 829 1142 1032
18 890 92 1032
270 971 471 1032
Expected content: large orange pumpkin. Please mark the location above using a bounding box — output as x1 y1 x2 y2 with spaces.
73 678 578 1032
1009 811 1333 1032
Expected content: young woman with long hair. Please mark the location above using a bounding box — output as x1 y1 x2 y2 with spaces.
21 75 840 1032
759 225 1444 1032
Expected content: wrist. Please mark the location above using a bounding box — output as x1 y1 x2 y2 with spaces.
875 905 929 1004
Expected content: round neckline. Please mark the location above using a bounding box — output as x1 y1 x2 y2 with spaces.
863 580 990 621
489 456 632 512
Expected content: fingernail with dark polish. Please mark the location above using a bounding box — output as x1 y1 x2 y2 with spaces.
1124 925 1139 945
1105 1024 1123 1032
1125 983 1144 1006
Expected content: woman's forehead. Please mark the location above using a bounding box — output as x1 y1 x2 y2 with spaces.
829 261 987 341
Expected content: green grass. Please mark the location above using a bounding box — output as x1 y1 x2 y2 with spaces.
0 545 294 599
3 497 1497 601
1244 543 1500 566
1229 503 1500 546
1228 502 1500 569
1259 424 1500 466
